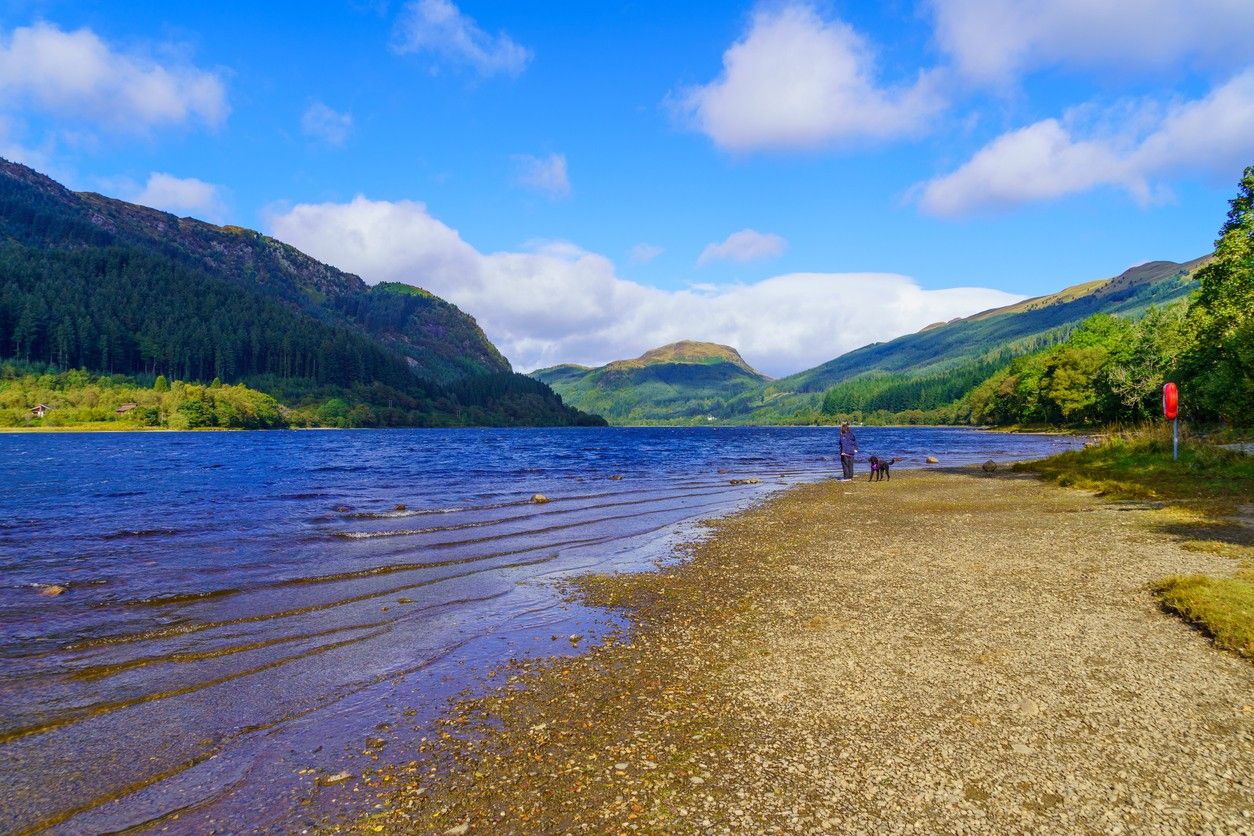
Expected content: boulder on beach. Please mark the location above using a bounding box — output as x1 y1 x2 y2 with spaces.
926 456 939 464
982 460 998 472
531 494 550 504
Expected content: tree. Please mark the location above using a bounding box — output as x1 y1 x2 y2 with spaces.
1184 165 1254 422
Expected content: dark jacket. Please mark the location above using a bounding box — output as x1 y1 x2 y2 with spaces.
839 430 858 457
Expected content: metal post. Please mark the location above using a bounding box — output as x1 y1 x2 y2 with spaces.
1172 418 1178 461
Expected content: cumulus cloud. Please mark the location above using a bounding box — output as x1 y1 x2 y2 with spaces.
267 197 1020 376
931 0 1254 84
918 70 1254 215
131 172 229 223
698 229 787 266
513 153 570 197
0 22 227 132
301 101 352 147
629 243 664 264
676 3 944 152
392 0 531 77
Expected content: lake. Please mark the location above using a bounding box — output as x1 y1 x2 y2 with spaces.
0 426 1083 832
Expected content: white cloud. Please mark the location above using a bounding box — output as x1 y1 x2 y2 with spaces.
676 3 944 152
629 243 664 264
392 0 531 77
513 153 570 197
301 101 352 147
267 197 1020 376
0 22 227 132
931 0 1254 84
131 172 229 223
698 229 787 266
0 114 55 172
918 70 1254 216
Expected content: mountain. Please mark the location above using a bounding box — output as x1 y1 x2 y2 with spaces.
532 340 769 423
778 259 1205 394
741 258 1207 423
535 260 1206 426
0 159 602 427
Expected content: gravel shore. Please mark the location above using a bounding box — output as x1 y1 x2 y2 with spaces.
353 468 1254 834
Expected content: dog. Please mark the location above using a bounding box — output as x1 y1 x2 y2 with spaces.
867 455 903 482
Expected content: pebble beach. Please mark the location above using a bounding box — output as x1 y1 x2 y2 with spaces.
350 467 1254 834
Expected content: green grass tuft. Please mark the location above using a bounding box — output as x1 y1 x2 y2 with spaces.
1016 427 1254 514
1152 575 1254 658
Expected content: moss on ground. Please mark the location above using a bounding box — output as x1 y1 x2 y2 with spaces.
1153 575 1254 658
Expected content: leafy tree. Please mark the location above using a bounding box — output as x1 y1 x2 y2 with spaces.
1183 165 1254 423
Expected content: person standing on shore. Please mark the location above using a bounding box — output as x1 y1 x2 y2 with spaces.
838 422 858 481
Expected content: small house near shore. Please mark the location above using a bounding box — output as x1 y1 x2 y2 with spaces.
30 404 50 418
116 403 138 415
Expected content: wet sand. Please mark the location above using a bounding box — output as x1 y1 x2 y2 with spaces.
351 468 1254 834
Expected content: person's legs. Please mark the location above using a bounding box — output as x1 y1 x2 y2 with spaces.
841 454 853 480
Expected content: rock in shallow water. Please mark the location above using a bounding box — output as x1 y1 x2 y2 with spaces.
531 493 549 504
926 455 939 464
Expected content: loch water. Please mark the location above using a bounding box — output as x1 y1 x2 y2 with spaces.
0 426 1084 832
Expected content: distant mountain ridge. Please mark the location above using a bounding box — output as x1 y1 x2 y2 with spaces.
770 257 1205 398
0 159 601 427
532 341 768 423
535 259 1206 425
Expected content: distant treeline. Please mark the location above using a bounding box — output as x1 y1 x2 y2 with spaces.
1 363 607 430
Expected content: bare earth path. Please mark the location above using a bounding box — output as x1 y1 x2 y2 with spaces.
355 469 1254 834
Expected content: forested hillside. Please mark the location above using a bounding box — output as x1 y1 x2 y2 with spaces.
813 167 1253 428
533 163 1251 430
741 258 1205 424
0 160 603 428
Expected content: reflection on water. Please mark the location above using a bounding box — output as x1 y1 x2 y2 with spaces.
0 426 1082 831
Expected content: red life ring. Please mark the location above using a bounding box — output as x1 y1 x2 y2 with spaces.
1163 382 1178 420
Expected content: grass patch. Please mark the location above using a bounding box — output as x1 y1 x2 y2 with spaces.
1016 428 1254 515
1152 575 1254 658
1024 427 1254 660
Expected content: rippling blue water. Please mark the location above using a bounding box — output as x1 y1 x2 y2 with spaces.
0 426 1082 831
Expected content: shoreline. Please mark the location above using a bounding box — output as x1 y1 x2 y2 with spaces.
0 422 1088 435
346 467 1253 833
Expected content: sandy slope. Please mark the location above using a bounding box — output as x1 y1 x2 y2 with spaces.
353 469 1253 834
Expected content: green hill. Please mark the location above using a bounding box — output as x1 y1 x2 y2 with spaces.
745 258 1207 423
534 260 1208 426
0 159 602 427
532 341 769 424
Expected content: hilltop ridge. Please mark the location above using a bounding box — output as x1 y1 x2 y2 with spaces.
603 341 768 379
532 340 768 423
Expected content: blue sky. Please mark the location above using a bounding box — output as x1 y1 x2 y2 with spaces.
2 0 1253 374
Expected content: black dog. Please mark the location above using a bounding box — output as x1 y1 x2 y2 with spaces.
867 455 902 481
